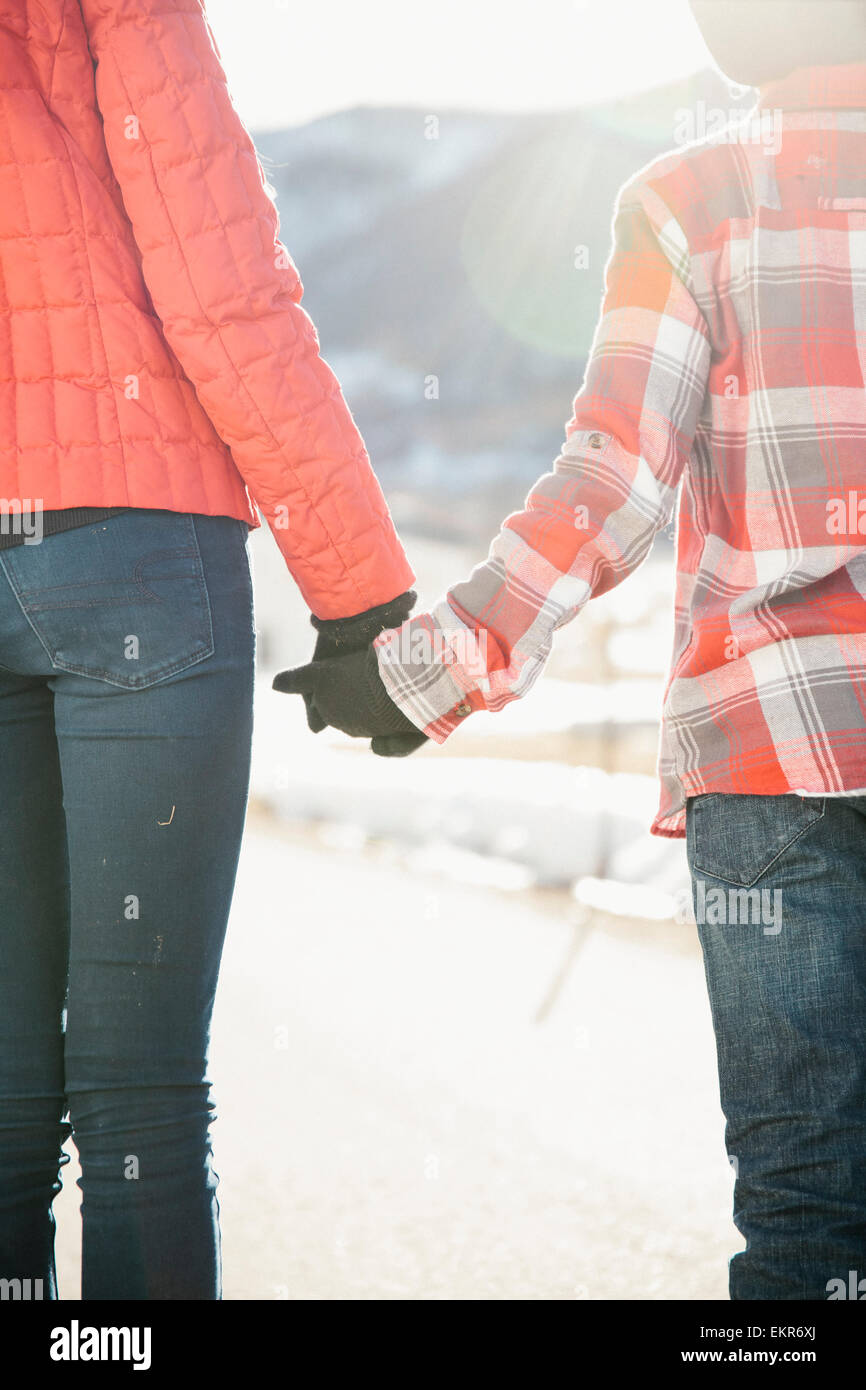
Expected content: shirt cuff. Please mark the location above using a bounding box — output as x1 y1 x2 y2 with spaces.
373 616 483 743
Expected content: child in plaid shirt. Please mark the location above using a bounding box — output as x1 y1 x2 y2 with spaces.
278 1 866 1300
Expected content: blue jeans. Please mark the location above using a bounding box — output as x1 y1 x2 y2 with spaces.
686 791 866 1300
0 510 255 1300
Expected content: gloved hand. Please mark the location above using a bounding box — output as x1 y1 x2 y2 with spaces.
272 644 428 757
300 590 417 732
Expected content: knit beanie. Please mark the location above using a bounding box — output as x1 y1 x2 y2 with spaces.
689 0 866 88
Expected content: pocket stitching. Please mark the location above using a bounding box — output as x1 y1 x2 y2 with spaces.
690 794 826 887
22 545 201 610
2 514 215 689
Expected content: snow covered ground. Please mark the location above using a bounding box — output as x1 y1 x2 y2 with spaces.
249 684 692 904
51 807 735 1301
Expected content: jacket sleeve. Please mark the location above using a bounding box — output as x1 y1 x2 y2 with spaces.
79 0 414 620
375 174 712 739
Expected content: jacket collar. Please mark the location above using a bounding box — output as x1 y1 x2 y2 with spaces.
757 63 866 112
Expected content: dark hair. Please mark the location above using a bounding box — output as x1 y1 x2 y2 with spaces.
689 0 866 87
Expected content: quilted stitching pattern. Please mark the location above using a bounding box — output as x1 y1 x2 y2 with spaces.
0 0 413 617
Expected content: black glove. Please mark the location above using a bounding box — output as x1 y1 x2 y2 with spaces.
301 590 417 732
272 644 428 757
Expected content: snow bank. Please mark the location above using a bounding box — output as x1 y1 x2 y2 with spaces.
251 685 691 912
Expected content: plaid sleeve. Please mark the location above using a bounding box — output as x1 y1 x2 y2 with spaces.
375 176 712 741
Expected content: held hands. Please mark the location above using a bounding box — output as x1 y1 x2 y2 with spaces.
272 590 428 757
273 645 428 756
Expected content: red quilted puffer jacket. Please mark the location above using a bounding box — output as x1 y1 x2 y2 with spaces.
0 0 414 619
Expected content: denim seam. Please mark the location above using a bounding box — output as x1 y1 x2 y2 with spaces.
690 796 827 888
0 514 215 689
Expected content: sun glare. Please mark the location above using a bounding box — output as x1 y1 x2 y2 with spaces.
205 0 711 131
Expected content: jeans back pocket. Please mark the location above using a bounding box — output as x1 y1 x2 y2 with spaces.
686 791 826 887
0 511 214 688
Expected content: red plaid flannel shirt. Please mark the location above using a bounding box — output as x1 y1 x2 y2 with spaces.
375 64 866 838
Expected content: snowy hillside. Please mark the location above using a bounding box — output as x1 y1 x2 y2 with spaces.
252 69 732 540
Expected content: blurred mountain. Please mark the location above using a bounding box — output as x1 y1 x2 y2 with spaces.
253 69 733 541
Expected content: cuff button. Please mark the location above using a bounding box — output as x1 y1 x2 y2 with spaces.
588 432 605 448
455 702 472 717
